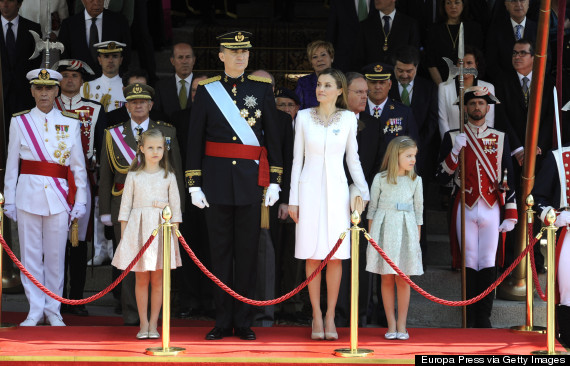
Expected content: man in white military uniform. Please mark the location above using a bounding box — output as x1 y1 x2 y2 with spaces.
3 68 87 326
82 41 126 112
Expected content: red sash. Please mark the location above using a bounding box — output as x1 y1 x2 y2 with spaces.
20 160 77 205
205 141 269 187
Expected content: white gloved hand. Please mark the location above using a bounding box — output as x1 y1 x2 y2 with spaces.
70 203 86 220
264 183 280 207
554 211 570 227
452 133 467 156
191 189 210 209
100 214 113 226
4 203 17 222
498 219 516 232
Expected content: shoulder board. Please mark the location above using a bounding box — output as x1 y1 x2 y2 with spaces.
81 97 104 107
62 111 79 119
199 76 222 86
155 120 174 127
247 75 272 84
12 110 30 117
106 122 123 131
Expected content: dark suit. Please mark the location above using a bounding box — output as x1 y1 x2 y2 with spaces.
58 9 131 76
0 16 41 139
154 75 193 119
485 17 539 83
353 11 420 70
326 0 374 72
364 98 419 144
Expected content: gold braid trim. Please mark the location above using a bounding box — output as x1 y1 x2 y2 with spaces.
105 130 130 174
199 75 222 86
82 82 90 99
185 170 202 177
269 166 283 174
248 74 272 84
111 185 124 196
100 93 112 112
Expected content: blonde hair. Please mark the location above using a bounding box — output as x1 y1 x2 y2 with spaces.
306 40 335 63
129 128 174 178
380 136 418 184
318 68 348 109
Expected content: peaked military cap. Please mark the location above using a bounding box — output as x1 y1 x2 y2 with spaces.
27 68 62 85
53 59 95 78
94 40 126 54
217 30 252 49
124 83 154 101
362 63 393 81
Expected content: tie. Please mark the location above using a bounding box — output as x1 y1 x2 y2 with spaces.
514 24 523 40
135 126 143 141
401 84 410 106
373 106 381 118
522 76 529 107
383 15 391 36
89 17 99 61
179 79 188 109
358 0 368 21
6 22 16 67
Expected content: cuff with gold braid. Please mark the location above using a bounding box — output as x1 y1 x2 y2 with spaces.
270 166 284 185
185 170 202 188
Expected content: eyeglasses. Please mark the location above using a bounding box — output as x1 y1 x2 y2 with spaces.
512 50 532 57
276 103 297 108
348 89 369 96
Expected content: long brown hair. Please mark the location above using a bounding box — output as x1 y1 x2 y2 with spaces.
129 128 174 178
380 136 418 184
318 68 348 109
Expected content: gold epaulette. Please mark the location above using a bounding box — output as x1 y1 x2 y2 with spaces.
105 129 129 174
199 75 222 86
82 82 90 99
248 75 272 84
155 120 173 127
62 111 79 119
105 122 123 131
12 110 30 117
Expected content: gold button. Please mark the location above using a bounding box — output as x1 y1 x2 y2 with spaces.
45 185 48 189
45 139 48 142
232 136 237 141
232 161 237 165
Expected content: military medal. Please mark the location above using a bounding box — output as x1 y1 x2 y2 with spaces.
383 41 388 51
247 117 256 127
232 84 237 97
254 109 261 118
240 109 249 118
244 95 257 108
165 137 171 151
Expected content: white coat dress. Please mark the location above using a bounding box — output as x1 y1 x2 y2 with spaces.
289 108 370 260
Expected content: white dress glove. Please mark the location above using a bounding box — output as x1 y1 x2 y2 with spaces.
4 203 16 222
554 211 570 227
100 214 113 226
498 219 516 232
452 133 467 156
264 183 280 207
191 189 210 209
70 203 87 220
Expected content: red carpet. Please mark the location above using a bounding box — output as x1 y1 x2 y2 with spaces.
0 323 566 365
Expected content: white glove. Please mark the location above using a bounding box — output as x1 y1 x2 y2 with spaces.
70 203 86 220
498 219 516 232
100 214 113 226
264 183 280 207
554 211 570 227
4 204 16 222
452 133 467 156
191 189 210 209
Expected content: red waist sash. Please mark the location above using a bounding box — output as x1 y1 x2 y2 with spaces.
205 141 269 187
20 159 77 205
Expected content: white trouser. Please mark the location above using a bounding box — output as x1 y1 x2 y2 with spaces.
456 199 500 271
77 183 91 241
559 233 570 306
92 197 113 258
17 209 69 321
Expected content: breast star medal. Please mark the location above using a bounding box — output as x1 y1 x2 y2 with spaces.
240 109 249 118
244 95 257 109
247 117 256 127
254 109 262 118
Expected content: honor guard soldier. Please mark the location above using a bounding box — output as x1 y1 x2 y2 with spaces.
531 120 570 346
53 59 108 316
186 30 283 341
3 68 88 326
99 83 183 325
82 41 127 112
361 63 419 145
436 86 517 328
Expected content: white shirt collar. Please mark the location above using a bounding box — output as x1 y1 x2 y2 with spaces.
131 119 150 135
32 106 56 119
175 72 193 85
379 9 396 22
368 98 389 115
84 10 103 21
398 80 414 93
510 17 527 30
517 70 532 84
1 15 19 28
101 73 121 82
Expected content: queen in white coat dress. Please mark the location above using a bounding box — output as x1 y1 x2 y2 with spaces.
288 69 369 341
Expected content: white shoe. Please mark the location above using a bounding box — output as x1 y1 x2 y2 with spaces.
20 318 39 326
46 314 66 326
87 254 110 266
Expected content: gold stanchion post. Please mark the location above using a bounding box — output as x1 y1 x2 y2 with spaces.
334 210 373 357
511 195 546 334
146 206 185 356
532 209 568 355
0 193 16 329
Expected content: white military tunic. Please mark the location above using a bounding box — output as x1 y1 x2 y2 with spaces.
82 74 125 112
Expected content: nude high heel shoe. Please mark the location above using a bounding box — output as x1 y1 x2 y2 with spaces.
311 319 325 340
324 317 338 340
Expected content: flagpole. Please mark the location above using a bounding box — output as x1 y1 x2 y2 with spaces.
458 22 467 329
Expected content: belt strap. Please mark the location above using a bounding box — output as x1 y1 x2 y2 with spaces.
205 141 269 187
20 160 77 205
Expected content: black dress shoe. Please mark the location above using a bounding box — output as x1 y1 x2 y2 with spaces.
234 327 256 340
70 305 89 317
175 308 191 318
205 327 233 340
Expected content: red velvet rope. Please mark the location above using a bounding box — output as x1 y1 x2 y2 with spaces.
177 230 348 306
528 223 547 302
366 224 540 306
0 230 157 305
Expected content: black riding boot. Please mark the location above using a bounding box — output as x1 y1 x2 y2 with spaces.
466 268 478 328
475 267 496 328
557 305 570 347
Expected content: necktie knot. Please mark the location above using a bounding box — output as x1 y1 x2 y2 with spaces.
91 17 97 24
135 126 143 140
8 22 13 28
515 24 523 40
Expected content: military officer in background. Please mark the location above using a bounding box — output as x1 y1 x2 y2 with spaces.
3 68 87 326
186 31 283 341
52 59 108 316
361 63 419 145
99 83 183 325
436 86 517 328
82 41 127 112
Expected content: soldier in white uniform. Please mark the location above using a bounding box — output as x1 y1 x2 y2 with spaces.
82 41 126 113
3 68 87 326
